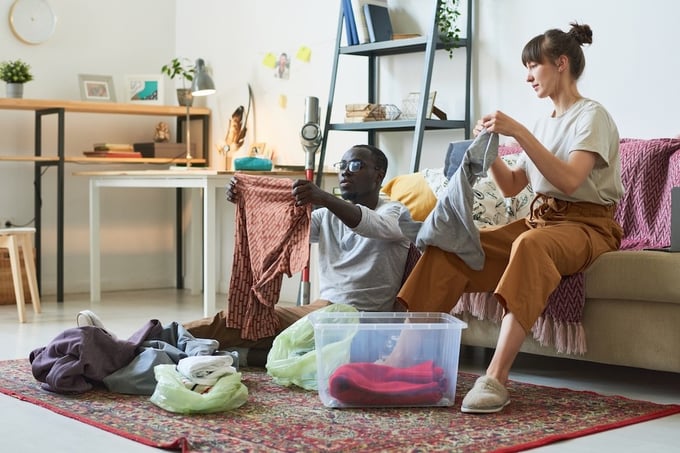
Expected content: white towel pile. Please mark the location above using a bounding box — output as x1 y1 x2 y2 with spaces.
176 355 237 393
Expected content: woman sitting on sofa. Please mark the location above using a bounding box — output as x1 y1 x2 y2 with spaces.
397 22 624 413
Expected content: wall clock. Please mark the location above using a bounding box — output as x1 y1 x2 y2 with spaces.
9 0 57 45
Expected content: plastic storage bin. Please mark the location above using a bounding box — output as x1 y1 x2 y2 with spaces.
308 311 467 408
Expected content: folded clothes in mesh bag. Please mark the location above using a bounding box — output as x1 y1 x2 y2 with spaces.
150 364 248 414
265 303 358 390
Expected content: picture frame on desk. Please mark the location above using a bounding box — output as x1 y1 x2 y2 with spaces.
123 74 163 105
78 74 116 102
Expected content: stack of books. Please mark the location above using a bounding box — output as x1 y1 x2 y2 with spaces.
345 103 401 122
83 143 141 158
345 104 385 122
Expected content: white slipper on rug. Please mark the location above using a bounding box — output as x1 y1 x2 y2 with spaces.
461 375 510 414
76 310 116 338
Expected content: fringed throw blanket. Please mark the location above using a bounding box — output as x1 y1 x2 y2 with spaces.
453 138 680 355
453 274 586 355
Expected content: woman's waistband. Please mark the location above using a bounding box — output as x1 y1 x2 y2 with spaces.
530 193 617 220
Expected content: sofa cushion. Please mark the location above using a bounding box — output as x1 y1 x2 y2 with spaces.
383 143 532 226
381 172 437 222
585 249 680 304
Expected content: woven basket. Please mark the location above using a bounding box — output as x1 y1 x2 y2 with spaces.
0 248 33 304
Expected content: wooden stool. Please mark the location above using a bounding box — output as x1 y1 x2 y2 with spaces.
0 228 41 322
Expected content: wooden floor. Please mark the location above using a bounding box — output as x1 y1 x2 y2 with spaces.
0 289 678 452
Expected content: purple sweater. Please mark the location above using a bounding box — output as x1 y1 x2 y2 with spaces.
29 320 162 393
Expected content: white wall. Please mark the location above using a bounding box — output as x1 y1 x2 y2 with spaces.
0 0 179 295
1 0 678 299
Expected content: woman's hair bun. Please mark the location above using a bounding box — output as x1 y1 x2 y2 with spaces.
568 22 593 46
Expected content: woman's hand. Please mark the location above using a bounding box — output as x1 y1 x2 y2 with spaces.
472 118 485 137
479 110 524 138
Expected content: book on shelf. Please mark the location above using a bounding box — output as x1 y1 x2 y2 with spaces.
133 142 196 159
342 0 359 45
363 3 393 42
92 143 133 151
83 150 142 158
350 0 388 44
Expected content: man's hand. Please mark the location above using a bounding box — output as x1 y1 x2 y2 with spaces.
225 177 238 203
292 179 328 207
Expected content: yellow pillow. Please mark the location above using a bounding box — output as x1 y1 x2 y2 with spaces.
381 173 437 221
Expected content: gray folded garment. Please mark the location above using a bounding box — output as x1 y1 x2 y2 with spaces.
415 130 499 270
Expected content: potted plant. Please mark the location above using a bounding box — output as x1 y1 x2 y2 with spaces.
0 59 34 98
436 0 461 59
161 57 195 106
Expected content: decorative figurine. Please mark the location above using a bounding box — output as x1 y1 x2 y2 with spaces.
154 121 170 143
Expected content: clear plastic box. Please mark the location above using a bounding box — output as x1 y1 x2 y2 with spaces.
308 311 467 408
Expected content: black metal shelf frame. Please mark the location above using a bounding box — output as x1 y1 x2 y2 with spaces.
316 0 473 185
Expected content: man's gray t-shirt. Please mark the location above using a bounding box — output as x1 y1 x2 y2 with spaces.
310 198 417 312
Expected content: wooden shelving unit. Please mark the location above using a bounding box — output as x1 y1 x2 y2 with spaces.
0 98 212 301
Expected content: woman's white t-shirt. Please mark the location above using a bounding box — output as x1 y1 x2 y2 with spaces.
516 98 624 205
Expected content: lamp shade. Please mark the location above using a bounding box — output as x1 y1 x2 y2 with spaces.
191 58 216 96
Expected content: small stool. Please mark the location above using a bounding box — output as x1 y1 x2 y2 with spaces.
0 228 41 322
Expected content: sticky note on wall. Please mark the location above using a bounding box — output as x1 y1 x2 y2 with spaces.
262 53 277 69
296 46 311 62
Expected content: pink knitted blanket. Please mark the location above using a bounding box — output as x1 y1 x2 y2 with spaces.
454 138 680 354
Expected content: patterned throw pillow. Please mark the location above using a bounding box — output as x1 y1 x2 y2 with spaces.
381 150 534 227
498 154 534 221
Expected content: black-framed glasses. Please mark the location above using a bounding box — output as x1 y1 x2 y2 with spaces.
333 159 377 173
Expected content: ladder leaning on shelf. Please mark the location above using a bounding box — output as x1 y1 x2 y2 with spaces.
316 0 473 185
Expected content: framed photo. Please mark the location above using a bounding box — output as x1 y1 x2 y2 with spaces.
78 74 116 102
401 91 437 120
124 74 164 105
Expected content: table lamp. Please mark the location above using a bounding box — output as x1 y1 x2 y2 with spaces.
185 58 216 167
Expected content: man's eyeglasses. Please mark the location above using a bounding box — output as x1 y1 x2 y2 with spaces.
333 159 378 173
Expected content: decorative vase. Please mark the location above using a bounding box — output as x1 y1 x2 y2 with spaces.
6 83 24 99
176 88 193 107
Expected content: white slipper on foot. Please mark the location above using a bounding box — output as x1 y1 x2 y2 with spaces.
461 375 510 414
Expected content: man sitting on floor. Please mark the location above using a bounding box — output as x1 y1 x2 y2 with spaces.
78 145 419 367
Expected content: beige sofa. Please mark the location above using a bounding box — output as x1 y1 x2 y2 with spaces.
383 137 680 374
461 249 680 373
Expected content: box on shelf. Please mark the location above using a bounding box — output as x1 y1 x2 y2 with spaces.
308 311 466 408
133 142 198 159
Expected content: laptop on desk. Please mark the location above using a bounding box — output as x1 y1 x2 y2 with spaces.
645 186 680 252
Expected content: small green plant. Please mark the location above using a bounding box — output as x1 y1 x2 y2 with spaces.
0 59 34 83
160 57 195 88
437 0 461 59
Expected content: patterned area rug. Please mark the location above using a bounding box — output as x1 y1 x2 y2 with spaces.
1 359 678 453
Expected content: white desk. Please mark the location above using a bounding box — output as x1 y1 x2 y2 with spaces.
78 169 334 315
79 170 232 317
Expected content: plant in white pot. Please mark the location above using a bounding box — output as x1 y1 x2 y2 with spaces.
161 57 195 106
0 59 34 98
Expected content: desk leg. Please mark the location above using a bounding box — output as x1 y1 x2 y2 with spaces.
203 182 218 316
189 188 201 295
90 179 101 302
